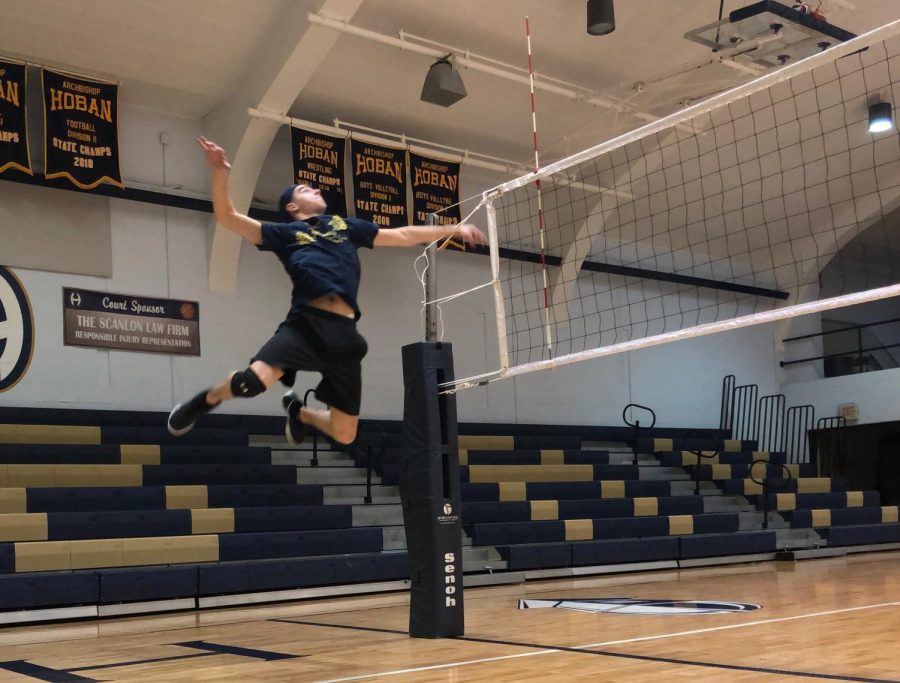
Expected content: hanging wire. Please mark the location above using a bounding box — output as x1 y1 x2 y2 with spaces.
414 201 489 341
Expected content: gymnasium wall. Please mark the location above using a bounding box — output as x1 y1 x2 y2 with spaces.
0 101 781 427
782 367 900 426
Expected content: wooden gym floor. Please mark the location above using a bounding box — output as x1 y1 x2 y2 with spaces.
0 551 898 681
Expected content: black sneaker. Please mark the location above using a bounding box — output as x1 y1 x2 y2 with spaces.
168 389 215 436
282 390 306 445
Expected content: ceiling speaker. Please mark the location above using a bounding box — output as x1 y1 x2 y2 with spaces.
420 59 467 107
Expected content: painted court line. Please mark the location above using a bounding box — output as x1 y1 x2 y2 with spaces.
577 600 900 649
312 600 900 683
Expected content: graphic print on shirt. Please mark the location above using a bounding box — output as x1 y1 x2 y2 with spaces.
294 216 348 246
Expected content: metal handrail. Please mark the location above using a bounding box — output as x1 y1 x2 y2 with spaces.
814 416 846 476
720 374 735 431
782 316 900 343
780 341 900 367
363 425 387 505
681 429 722 496
781 315 900 371
730 383 758 444
749 460 793 530
623 404 656 466
303 389 319 467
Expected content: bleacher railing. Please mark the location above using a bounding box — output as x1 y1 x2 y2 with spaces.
682 429 722 496
623 403 656 467
781 316 900 377
720 376 815 464
719 375 735 431
750 460 793 531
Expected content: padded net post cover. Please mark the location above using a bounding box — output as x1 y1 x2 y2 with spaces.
400 342 464 638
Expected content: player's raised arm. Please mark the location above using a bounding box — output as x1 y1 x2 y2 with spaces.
372 222 487 248
198 136 262 245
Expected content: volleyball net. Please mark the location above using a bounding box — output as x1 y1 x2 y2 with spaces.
438 19 900 393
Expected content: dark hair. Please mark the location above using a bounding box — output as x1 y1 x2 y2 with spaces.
278 184 299 221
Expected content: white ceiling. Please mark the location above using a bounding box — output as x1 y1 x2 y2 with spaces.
1 0 898 167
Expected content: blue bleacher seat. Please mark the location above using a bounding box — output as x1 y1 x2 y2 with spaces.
593 516 669 539
208 485 322 507
158 445 272 464
679 530 776 558
514 436 581 449
472 521 565 546
99 565 198 603
462 501 531 525
48 510 192 540
142 465 296 486
461 480 675 502
217 528 382 561
822 523 900 546
101 426 247 446
197 552 408 595
27 487 166 512
501 542 572 570
234 506 352 532
0 444 121 463
0 544 15 574
789 507 884 528
572 537 680 566
0 571 99 609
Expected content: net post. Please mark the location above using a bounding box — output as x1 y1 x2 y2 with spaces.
425 212 438 342
400 341 464 638
486 196 510 372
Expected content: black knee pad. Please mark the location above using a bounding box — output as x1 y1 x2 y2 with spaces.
230 368 266 398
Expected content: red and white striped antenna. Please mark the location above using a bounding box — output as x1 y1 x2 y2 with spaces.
525 16 553 357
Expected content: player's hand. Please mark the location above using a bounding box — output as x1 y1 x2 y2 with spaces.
197 136 232 171
458 223 487 246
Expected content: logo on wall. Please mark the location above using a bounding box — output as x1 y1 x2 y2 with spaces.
0 266 35 392
518 598 761 615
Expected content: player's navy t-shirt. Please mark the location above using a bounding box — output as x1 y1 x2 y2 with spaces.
257 215 379 320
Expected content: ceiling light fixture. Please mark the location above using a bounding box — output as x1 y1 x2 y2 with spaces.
868 101 893 133
587 0 615 36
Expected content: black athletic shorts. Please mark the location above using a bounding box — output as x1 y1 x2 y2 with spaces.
252 306 368 416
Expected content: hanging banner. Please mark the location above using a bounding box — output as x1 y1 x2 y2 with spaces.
290 127 347 216
0 59 31 176
409 151 461 226
350 138 407 228
63 288 200 356
43 68 123 190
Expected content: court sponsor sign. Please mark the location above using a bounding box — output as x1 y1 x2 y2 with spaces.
63 288 199 355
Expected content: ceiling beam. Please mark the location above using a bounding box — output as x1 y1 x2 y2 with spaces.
205 0 366 293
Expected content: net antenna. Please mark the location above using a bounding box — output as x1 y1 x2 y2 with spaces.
442 18 900 394
525 15 554 358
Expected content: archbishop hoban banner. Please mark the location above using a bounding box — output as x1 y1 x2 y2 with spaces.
43 68 123 190
291 127 347 216
63 288 200 356
350 138 407 228
0 59 31 176
409 151 460 226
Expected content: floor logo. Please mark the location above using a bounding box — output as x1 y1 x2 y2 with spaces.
518 598 761 615
0 267 34 392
